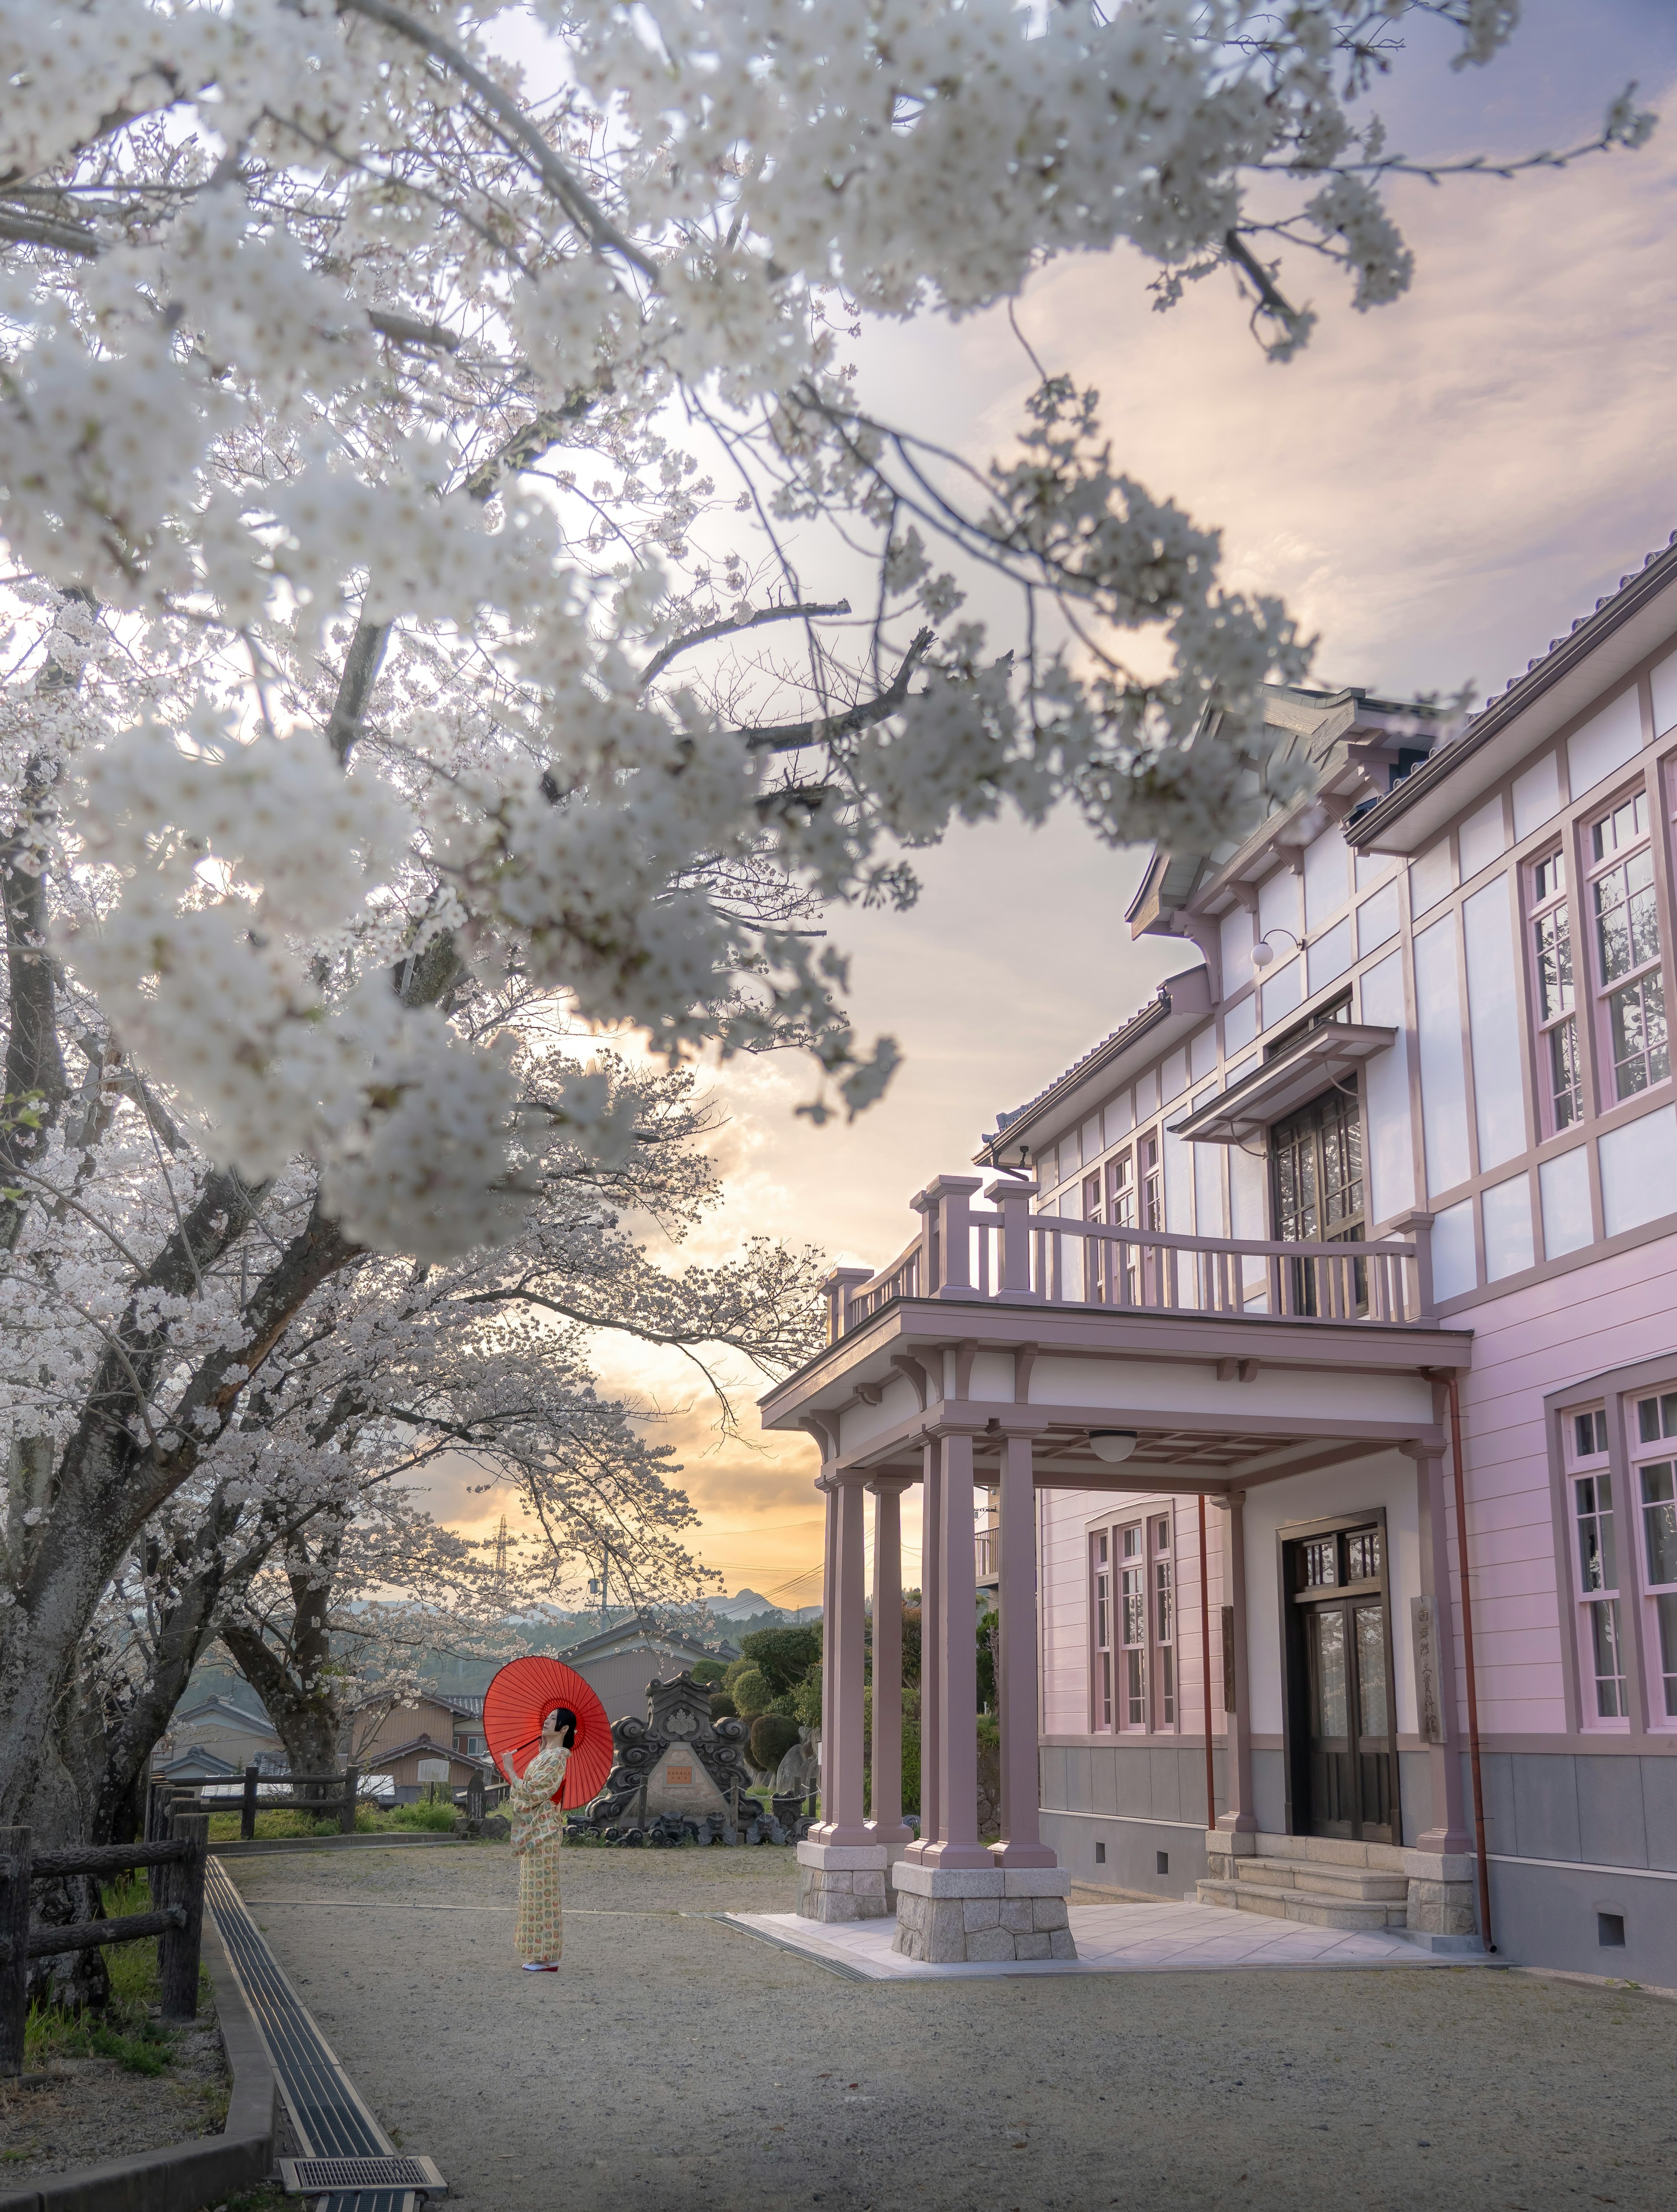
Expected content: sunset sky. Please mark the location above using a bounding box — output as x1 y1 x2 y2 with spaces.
419 0 1677 1616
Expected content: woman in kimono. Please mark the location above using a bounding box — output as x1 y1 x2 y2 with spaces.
505 1706 573 1971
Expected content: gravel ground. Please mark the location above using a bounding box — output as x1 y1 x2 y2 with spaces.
0 2008 228 2180
230 1842 1677 2212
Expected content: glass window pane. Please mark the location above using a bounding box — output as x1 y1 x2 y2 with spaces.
1662 1392 1677 1439
1642 1463 1677 1586
1591 1599 1626 1718
1313 1613 1349 1738
1656 1593 1677 1719
1641 1397 1662 1445
1356 1605 1389 1738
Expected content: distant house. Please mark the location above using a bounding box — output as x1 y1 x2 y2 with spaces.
352 1690 490 1770
154 1745 241 1784
152 1695 282 1776
555 1618 738 1727
373 1734 491 1804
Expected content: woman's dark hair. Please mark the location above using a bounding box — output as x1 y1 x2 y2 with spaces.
546 1706 578 1747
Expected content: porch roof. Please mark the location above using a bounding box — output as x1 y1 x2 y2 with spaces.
759 1296 1470 1494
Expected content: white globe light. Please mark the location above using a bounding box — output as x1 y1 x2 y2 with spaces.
1088 1430 1139 1464
1251 939 1274 969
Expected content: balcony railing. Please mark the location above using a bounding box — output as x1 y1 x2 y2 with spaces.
823 1175 1435 1344
975 1522 1000 1584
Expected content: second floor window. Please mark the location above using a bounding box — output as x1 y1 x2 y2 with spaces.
1528 848 1580 1132
1589 789 1669 1102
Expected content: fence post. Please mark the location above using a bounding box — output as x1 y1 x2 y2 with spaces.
159 1814 207 2023
241 1766 259 1842
341 1766 359 1835
0 1828 29 2080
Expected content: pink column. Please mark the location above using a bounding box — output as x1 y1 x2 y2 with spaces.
905 1436 942 1863
866 1476 914 1850
814 1472 836 1832
819 1471 873 1846
994 1428 1056 1866
925 1424 990 1870
1412 1445 1472 1853
1214 1490 1258 1835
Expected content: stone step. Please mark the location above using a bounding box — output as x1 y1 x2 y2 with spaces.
1253 1830 1409 1874
1196 1877 1409 1932
1224 1856 1408 1904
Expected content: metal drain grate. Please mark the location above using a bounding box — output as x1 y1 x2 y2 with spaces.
279 2154 446 2193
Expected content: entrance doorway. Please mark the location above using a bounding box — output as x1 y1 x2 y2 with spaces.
1280 1513 1400 1844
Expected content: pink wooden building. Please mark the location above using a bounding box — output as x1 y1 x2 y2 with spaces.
765 537 1677 1978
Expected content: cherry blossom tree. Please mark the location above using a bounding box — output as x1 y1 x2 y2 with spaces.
0 2 1653 1840
0 684 824 1838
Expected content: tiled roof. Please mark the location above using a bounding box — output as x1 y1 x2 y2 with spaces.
1349 529 1677 843
981 983 1173 1153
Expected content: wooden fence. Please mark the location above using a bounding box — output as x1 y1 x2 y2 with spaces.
0 1815 207 2077
150 1766 362 1840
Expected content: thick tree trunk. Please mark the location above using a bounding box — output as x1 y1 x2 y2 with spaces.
222 1549 348 1813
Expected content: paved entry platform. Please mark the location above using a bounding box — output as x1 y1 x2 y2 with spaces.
726 1898 1480 1980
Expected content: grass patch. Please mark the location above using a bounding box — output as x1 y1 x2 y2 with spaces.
21 1871 204 2077
205 1808 349 1842
205 1799 471 1842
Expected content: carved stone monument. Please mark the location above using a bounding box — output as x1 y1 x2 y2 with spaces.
574 1671 804 1845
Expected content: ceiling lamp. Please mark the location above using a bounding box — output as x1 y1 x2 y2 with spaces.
1088 1431 1139 1464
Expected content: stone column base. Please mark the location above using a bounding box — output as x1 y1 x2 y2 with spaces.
891 1861 1076 1963
796 1839 890 1922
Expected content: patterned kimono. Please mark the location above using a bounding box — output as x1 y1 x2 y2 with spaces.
507 1742 569 1966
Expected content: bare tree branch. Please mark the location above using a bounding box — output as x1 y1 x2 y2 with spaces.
734 627 934 753
642 598 852 688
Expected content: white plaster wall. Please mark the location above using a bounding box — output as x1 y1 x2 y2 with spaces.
837 1371 922 1455
1027 1355 1434 1430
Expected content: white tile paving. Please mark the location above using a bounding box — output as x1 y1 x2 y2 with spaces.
727 1899 1480 1981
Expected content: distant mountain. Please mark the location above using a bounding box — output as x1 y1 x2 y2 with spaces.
709 1589 774 1621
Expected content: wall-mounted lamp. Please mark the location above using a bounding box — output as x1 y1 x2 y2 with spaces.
1088 1430 1139 1465
1249 926 1302 972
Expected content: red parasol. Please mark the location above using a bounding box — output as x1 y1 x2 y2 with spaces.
483 1657 614 1809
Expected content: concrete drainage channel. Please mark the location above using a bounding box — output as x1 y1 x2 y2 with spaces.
0 1846 459 2212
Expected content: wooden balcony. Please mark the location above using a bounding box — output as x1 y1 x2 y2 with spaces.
823 1174 1435 1346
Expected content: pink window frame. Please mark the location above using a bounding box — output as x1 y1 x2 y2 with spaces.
1584 783 1670 1110
1090 1528 1114 1734
1629 1385 1677 1730
1563 1404 1630 1730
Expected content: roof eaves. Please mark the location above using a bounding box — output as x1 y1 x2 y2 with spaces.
975 963 1211 1163
1348 532 1677 848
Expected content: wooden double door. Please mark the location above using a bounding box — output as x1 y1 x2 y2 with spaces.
1281 1517 1400 1845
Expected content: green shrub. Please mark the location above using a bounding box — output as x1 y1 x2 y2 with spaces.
389 1797 459 1831
791 1662 821 1730
707 1689 737 1718
739 1624 822 1696
749 1713 801 1775
690 1658 727 1685
728 1663 773 1716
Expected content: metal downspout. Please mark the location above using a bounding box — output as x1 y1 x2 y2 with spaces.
1198 1492 1215 1834
1448 1376 1495 1953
